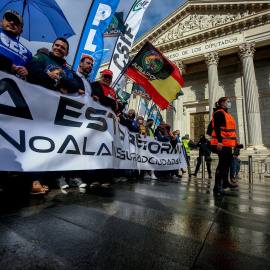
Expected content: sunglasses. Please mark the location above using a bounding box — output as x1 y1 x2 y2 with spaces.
103 75 112 79
4 14 21 26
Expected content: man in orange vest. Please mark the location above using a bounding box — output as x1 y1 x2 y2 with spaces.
211 97 238 195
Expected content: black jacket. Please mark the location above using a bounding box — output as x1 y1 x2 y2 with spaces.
194 135 211 156
28 52 78 93
154 127 172 142
119 113 140 133
71 71 85 91
91 81 117 110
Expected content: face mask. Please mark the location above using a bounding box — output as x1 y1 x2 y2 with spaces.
147 122 153 127
226 102 231 109
138 120 143 124
118 104 125 112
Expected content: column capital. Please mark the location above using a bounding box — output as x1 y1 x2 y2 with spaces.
238 42 256 61
204 51 219 67
173 60 186 74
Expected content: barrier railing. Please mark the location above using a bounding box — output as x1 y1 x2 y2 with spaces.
190 155 270 183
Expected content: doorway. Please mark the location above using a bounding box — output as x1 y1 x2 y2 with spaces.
190 112 210 142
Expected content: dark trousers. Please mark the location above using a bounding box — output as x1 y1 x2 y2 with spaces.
194 156 211 176
215 147 233 188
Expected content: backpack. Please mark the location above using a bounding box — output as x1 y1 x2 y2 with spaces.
206 120 213 136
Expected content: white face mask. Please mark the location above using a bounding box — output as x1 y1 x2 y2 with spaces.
138 120 143 124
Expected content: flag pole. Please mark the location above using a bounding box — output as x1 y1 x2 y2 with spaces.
111 56 134 89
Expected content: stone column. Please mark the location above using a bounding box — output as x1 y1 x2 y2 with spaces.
173 60 185 132
238 42 264 149
204 51 220 117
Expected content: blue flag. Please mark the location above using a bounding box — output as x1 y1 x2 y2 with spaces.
73 0 120 82
149 104 163 126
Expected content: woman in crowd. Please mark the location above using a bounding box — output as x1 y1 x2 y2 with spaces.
211 97 238 195
136 116 157 180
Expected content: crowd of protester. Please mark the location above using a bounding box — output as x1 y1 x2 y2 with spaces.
0 10 220 196
0 10 194 195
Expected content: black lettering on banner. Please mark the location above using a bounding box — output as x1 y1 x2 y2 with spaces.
131 153 136 161
116 147 121 158
113 53 124 70
167 159 171 165
29 136 55 153
120 26 133 46
137 136 147 150
149 157 156 164
119 35 131 51
118 125 125 141
0 128 25 152
129 133 135 146
120 150 125 160
148 142 161 154
107 112 116 134
85 107 107 132
0 78 33 120
54 96 84 127
161 143 171 154
126 151 132 160
57 135 80 154
137 154 141 162
141 156 148 163
116 148 125 159
82 137 95 155
97 143 111 156
111 141 117 157
170 144 181 154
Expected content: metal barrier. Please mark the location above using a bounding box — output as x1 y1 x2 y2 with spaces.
193 155 270 182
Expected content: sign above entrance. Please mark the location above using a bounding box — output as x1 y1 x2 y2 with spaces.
165 33 245 61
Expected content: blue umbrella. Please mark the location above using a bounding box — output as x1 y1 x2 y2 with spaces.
0 0 75 42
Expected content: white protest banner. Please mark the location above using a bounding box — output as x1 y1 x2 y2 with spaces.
0 71 186 172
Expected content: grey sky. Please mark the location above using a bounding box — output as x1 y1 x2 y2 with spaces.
20 0 186 66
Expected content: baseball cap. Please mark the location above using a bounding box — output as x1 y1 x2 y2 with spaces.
4 10 23 26
102 69 113 77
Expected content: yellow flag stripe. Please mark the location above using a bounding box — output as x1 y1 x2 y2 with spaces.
149 76 182 103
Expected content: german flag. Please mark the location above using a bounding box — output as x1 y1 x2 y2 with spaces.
125 42 184 110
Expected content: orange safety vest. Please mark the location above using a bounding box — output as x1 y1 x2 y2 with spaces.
211 109 237 147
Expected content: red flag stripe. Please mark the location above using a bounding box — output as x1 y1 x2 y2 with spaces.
126 67 171 110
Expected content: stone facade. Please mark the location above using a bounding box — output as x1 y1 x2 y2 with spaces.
99 0 270 157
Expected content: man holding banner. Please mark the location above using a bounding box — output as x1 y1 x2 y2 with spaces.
29 38 79 95
0 10 31 78
72 55 97 97
91 69 118 112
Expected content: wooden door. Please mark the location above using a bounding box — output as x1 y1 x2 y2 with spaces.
190 112 210 142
